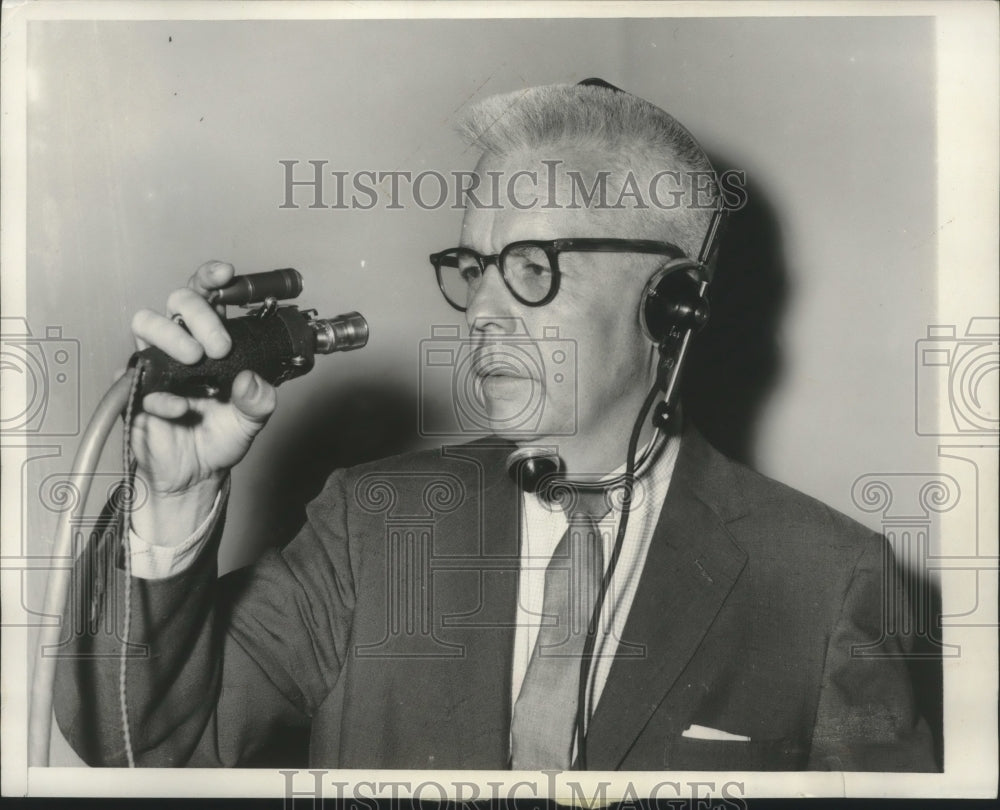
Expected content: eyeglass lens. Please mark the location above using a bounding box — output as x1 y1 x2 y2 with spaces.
437 245 553 309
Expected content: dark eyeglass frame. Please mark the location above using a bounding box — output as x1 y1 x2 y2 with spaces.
429 238 688 312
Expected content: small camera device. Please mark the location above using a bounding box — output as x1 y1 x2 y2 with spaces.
130 269 369 398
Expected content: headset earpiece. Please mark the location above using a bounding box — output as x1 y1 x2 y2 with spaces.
639 260 711 345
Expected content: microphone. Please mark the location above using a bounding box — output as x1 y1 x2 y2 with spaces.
505 427 670 500
506 447 564 499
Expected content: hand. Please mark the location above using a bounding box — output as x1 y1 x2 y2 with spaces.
127 261 277 543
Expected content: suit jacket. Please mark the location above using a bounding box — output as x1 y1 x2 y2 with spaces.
54 426 936 771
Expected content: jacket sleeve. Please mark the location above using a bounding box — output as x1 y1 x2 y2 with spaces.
807 536 938 771
53 470 357 767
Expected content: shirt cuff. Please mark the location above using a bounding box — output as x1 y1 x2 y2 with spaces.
127 490 223 580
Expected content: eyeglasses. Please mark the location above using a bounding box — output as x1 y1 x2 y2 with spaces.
429 238 688 312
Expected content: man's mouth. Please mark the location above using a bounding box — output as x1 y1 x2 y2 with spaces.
471 349 537 404
476 364 526 381
472 348 532 383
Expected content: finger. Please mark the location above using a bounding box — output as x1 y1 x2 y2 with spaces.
131 308 203 364
141 391 191 420
230 370 277 425
189 260 235 296
189 261 234 316
165 288 232 359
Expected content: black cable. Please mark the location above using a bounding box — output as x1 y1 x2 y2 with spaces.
573 372 666 770
118 365 144 766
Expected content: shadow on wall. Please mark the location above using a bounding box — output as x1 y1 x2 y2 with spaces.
682 169 788 468
247 381 423 550
681 170 943 770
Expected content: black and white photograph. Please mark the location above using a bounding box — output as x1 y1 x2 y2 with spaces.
1 0 997 802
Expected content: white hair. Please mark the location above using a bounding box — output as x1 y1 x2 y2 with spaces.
455 82 720 258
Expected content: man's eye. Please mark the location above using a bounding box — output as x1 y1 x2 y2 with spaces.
509 261 550 280
459 265 482 282
506 247 551 281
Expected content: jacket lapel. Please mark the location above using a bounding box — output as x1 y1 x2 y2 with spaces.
585 426 749 769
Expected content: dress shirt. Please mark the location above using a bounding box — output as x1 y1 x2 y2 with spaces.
512 431 681 718
127 491 222 579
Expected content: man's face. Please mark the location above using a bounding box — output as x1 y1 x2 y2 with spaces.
459 153 662 469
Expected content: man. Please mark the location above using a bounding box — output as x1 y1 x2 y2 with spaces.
54 81 935 771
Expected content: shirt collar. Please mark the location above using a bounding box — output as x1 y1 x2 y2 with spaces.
522 425 682 520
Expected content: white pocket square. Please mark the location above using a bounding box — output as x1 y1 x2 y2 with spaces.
681 724 751 742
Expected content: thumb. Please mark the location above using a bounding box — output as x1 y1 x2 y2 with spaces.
230 370 277 425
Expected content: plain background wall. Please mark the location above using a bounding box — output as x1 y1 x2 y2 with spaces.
22 16 941 763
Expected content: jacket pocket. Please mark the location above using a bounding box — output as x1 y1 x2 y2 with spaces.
664 736 805 771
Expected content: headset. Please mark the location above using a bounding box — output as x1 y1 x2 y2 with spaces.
505 77 728 770
505 236 717 497
505 110 723 496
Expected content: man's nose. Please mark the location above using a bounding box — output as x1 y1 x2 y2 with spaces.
466 262 517 332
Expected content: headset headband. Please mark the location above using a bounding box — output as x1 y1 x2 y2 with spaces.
574 76 728 267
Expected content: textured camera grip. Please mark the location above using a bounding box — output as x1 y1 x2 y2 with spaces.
130 309 312 399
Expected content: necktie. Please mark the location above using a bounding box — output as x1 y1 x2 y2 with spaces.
510 491 608 769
